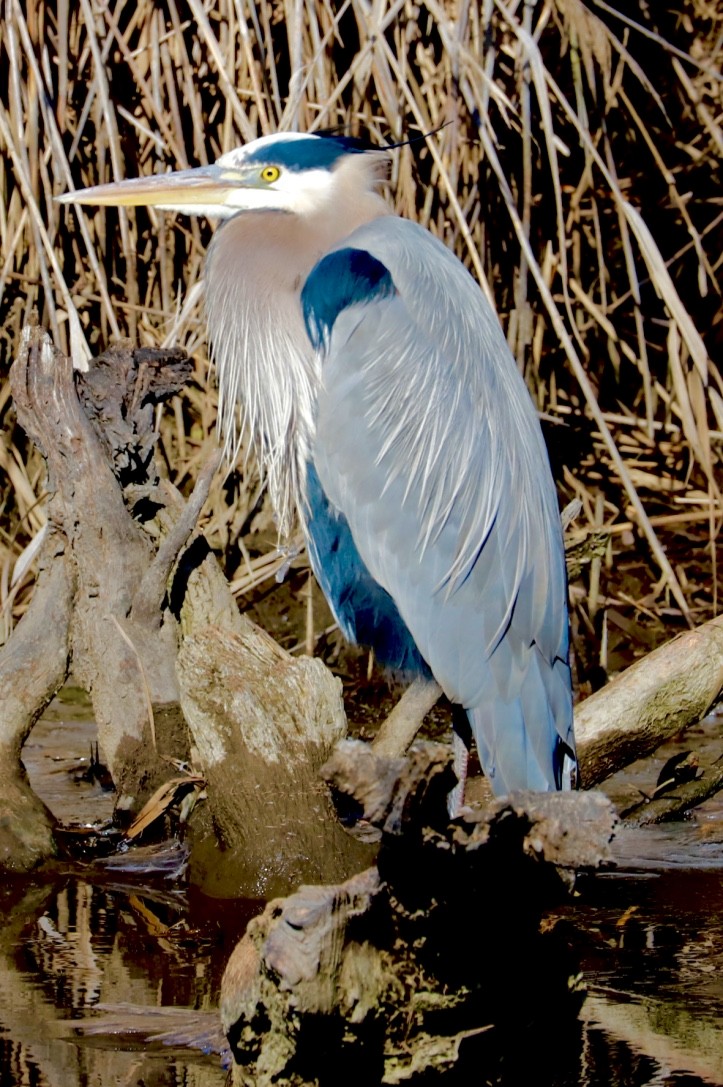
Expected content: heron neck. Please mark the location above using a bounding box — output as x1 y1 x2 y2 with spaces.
206 198 389 539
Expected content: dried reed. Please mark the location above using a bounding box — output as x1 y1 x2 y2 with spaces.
0 1 721 672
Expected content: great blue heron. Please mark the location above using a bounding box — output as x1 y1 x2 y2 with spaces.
60 131 576 798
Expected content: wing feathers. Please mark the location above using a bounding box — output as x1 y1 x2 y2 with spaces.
307 217 574 794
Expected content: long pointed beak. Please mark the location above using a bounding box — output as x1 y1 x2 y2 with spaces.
57 164 237 210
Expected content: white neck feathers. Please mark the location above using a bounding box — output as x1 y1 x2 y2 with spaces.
205 158 388 538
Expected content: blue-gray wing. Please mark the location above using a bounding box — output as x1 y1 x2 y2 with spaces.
302 217 574 794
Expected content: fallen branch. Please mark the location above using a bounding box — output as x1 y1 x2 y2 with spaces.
575 615 723 786
131 448 222 628
622 758 723 827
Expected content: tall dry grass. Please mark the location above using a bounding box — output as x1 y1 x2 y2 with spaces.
0 1 721 675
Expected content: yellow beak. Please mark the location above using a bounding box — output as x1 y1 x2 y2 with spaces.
57 165 239 209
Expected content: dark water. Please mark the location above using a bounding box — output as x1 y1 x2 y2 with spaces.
571 866 723 1086
4 693 723 1087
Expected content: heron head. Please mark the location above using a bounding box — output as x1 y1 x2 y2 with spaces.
57 132 390 220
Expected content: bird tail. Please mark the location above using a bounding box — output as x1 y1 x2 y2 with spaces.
466 650 576 796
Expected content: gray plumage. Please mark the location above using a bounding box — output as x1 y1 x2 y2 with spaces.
311 218 573 792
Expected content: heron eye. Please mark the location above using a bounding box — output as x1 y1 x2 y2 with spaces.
260 165 281 183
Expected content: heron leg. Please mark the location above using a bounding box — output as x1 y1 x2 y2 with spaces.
447 706 474 815
371 677 442 758
448 730 470 817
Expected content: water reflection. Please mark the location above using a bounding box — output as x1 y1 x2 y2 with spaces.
9 691 723 1086
570 869 723 1087
2 866 723 1086
0 875 256 1087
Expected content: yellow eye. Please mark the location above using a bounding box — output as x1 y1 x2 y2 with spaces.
260 165 280 183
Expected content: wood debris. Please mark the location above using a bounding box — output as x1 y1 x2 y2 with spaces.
219 741 616 1086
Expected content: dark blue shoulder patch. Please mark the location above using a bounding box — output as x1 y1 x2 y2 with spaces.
301 248 396 351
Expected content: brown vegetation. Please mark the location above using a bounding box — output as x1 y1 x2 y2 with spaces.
1 10 722 1082
0 2 721 703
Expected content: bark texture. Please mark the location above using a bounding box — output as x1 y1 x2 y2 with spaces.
178 626 375 898
220 740 616 1087
1 324 363 889
575 615 723 786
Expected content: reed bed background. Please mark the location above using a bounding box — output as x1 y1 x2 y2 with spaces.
0 0 721 690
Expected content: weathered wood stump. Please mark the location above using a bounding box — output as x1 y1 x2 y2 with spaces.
0 325 363 889
2 326 196 868
178 626 375 898
220 741 616 1086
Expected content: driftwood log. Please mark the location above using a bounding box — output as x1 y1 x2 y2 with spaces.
621 760 723 827
220 741 616 1087
575 616 723 787
2 326 196 869
0 325 363 891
